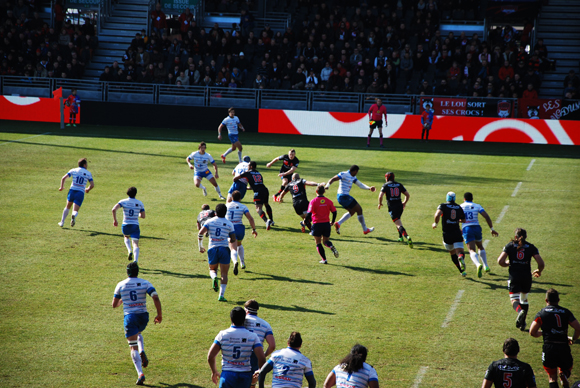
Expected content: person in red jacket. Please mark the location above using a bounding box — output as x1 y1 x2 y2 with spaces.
367 97 387 148
498 60 515 82
522 83 538 99
151 3 167 38
178 8 193 38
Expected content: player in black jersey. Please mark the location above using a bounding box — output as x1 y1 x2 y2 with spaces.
233 161 275 230
279 173 320 233
266 149 299 202
432 192 467 276
497 228 545 331
482 338 537 388
378 172 412 248
530 289 580 388
197 204 216 237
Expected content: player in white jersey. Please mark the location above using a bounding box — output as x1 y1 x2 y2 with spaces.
244 299 276 373
227 155 251 202
326 165 376 235
257 331 315 388
218 107 246 164
227 191 258 274
198 203 238 301
186 141 225 200
58 158 94 227
112 262 162 386
112 187 146 262
460 192 499 278
208 307 266 387
324 344 379 388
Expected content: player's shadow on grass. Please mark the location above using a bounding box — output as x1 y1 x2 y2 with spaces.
244 270 332 285
341 264 414 277
531 280 573 288
65 228 166 240
140 267 205 279
272 226 303 233
466 277 505 290
152 383 204 388
245 302 335 315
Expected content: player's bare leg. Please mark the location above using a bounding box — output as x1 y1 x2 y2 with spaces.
208 177 225 200
194 177 207 196
218 262 230 300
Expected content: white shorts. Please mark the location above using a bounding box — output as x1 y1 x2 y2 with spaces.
443 241 464 251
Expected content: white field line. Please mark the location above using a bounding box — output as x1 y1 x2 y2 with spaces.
441 290 465 328
0 132 51 145
495 205 509 224
411 366 429 388
527 159 536 171
483 240 490 249
511 182 522 197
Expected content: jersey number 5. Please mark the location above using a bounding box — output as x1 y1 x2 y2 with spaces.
232 346 241 359
503 372 512 388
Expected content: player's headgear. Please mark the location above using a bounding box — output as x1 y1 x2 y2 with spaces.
446 191 456 202
243 155 251 163
244 299 259 313
385 172 395 181
127 261 139 277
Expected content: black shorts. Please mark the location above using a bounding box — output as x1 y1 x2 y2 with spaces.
310 222 331 237
542 343 573 372
293 199 309 215
508 273 533 294
388 204 403 221
253 188 270 205
443 230 463 245
370 120 383 129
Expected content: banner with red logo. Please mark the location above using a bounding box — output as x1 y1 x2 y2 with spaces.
258 109 580 145
419 97 515 118
0 95 81 123
519 98 580 121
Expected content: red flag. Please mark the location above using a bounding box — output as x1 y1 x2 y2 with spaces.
52 87 62 100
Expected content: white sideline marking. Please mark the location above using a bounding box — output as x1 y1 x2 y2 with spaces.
441 290 465 328
411 366 429 388
511 182 522 197
495 205 509 224
483 239 490 249
0 132 51 145
527 159 536 171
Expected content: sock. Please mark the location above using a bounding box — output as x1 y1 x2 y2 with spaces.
219 284 226 297
337 213 351 225
199 183 206 190
316 244 326 260
124 237 132 253
521 303 529 314
380 135 383 145
357 214 367 231
259 211 268 222
131 349 143 375
469 251 480 266
397 226 408 237
72 210 78 218
231 249 238 264
238 245 245 265
61 207 70 223
215 185 222 195
265 204 273 220
223 148 233 156
209 270 217 279
398 228 402 238
479 250 488 267
513 301 521 312
304 218 312 230
237 150 242 162
324 240 334 248
367 135 371 145
549 382 559 388
451 254 461 271
457 252 465 263
137 334 144 353
133 246 140 262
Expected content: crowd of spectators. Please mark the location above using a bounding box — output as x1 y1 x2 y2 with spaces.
0 0 97 79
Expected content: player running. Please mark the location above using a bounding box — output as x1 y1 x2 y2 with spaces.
58 157 94 227
196 204 216 236
112 262 162 386
378 172 412 247
112 186 146 262
367 97 387 148
530 288 580 388
323 344 379 388
266 149 300 202
257 331 315 388
482 338 537 388
226 191 258 274
279 173 319 232
244 299 276 374
432 192 467 277
227 155 251 202
460 192 499 278
497 228 545 331
326 165 376 235
186 142 225 199
233 161 275 230
65 88 80 127
218 107 245 164
305 185 338 264
198 203 238 302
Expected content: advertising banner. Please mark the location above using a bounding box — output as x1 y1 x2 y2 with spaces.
0 96 81 123
419 97 514 118
518 99 580 120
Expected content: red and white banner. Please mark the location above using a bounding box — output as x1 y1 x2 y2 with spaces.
258 109 580 145
0 95 81 123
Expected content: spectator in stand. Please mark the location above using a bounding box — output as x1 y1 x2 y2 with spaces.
178 8 193 38
354 78 366 93
523 68 541 91
187 63 200 85
305 70 318 90
400 51 413 85
418 80 431 95
239 9 254 38
435 79 450 96
563 82 577 98
176 70 189 86
522 83 538 99
151 3 166 38
343 77 353 92
564 70 580 90
154 62 167 84
291 67 306 90
253 74 265 89
498 60 514 82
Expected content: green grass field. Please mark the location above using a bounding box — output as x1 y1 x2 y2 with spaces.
1 121 579 388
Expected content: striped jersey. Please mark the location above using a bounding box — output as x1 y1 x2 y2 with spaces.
336 171 358 195
233 161 250 184
332 362 379 388
113 277 157 315
188 151 215 174
226 201 249 225
117 197 145 225
244 313 273 343
67 167 93 192
221 116 241 135
214 325 262 372
203 217 235 249
460 201 485 228
267 347 314 388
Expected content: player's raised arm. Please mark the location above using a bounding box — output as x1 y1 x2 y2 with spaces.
481 211 499 236
432 209 442 229
532 254 544 278
112 203 121 226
